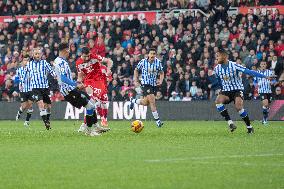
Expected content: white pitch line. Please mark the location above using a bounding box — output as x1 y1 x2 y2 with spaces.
145 153 284 163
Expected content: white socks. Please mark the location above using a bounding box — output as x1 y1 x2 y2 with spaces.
228 120 234 125
132 99 141 105
152 111 160 120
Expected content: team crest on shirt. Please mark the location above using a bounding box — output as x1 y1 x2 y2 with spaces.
223 75 229 81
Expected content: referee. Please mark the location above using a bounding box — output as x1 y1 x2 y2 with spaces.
130 48 164 127
25 47 56 130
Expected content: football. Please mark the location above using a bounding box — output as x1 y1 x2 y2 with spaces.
131 120 144 133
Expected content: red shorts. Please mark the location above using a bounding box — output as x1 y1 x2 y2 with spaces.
84 79 108 102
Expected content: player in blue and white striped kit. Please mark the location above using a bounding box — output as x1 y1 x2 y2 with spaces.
25 47 56 130
53 43 107 136
130 48 164 127
214 50 273 134
254 61 276 125
15 54 33 127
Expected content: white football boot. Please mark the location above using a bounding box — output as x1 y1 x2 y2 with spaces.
78 123 88 133
94 123 110 133
85 126 101 137
24 121 30 127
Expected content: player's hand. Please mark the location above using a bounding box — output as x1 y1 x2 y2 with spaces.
77 82 85 90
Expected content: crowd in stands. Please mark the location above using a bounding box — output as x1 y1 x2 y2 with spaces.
0 0 283 16
0 0 283 102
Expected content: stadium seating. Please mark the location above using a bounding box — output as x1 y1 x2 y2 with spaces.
0 0 283 102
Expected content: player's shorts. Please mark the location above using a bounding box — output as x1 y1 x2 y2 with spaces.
64 88 90 109
260 93 273 103
219 90 243 104
84 79 108 102
20 91 34 103
141 84 157 97
32 88 51 104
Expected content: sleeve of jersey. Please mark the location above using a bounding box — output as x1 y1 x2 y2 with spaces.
234 63 266 78
211 74 221 89
159 61 164 71
54 63 76 87
45 61 56 77
91 53 104 62
76 59 82 72
136 60 143 70
243 69 266 78
14 75 20 84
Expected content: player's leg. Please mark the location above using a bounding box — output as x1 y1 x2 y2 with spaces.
130 96 149 109
79 87 108 134
130 85 152 109
99 92 110 127
33 89 49 129
147 94 163 127
234 97 254 134
43 89 52 124
261 95 270 124
215 94 236 132
16 101 26 120
81 92 101 136
24 100 33 127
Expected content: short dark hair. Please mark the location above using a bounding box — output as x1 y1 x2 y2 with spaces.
148 47 156 53
58 42 69 51
81 47 90 54
23 54 30 59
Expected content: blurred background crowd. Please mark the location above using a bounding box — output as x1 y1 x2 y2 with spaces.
0 0 283 102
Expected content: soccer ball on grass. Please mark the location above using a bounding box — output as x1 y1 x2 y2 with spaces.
131 120 144 133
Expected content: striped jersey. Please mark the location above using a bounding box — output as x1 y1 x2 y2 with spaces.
136 57 163 86
54 57 76 96
16 66 32 92
214 61 246 91
254 69 273 94
25 59 56 89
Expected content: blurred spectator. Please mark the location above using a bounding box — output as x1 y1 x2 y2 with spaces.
190 81 198 97
156 91 164 101
182 91 192 101
274 86 284 100
192 88 207 101
169 91 181 101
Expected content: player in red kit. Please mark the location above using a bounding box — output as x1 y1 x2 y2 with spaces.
97 64 112 127
76 47 113 133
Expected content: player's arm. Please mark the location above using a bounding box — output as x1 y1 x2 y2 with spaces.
45 60 56 77
158 71 164 86
77 71 85 83
133 60 143 86
14 69 21 84
235 64 272 79
157 60 164 86
54 63 77 87
133 68 139 86
210 69 222 89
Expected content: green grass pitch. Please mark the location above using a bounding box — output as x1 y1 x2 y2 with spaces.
0 120 283 189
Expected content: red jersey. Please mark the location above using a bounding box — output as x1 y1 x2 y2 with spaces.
100 65 112 85
76 53 105 81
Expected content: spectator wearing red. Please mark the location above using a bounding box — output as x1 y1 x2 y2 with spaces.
92 34 106 57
